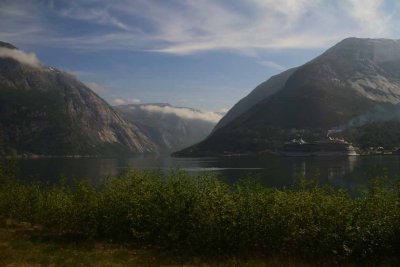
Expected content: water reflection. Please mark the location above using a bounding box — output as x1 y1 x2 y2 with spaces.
286 156 359 181
292 160 306 179
326 156 357 181
12 154 400 191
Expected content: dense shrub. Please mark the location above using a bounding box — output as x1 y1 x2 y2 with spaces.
0 160 399 259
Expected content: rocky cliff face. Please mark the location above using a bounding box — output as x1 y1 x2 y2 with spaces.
177 38 400 156
0 41 156 156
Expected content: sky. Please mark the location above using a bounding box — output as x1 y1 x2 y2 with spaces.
0 0 400 112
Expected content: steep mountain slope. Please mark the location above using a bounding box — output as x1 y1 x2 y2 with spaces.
0 42 156 156
214 67 297 131
116 103 222 152
177 38 400 156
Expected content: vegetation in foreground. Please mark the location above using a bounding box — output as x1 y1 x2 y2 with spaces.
0 159 400 265
0 227 324 267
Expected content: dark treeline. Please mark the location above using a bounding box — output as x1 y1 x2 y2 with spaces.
344 121 400 149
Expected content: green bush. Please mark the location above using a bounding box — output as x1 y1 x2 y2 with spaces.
0 161 399 260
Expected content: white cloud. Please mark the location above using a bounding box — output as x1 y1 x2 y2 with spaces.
98 0 396 55
60 6 129 30
249 0 318 27
258 60 286 71
1 0 398 56
112 98 126 105
128 98 141 104
139 105 223 123
0 47 41 67
343 0 390 35
112 97 141 105
0 1 45 45
217 108 230 114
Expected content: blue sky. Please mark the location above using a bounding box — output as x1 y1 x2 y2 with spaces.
1 0 400 111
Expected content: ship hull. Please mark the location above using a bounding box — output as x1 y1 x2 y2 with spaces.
281 141 359 157
281 151 359 157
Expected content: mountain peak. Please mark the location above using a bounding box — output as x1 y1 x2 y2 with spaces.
177 37 400 156
0 46 157 155
325 37 400 63
0 41 17 50
338 37 400 45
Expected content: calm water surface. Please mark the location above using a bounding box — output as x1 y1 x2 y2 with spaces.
12 155 400 192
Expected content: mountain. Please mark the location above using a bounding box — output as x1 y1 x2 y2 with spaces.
177 38 400 156
0 41 156 156
115 103 223 153
213 67 297 131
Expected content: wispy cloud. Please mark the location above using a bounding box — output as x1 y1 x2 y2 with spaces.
59 4 129 30
112 98 126 105
112 97 141 105
139 105 223 123
217 108 229 115
1 0 398 56
258 60 286 71
0 47 41 67
0 1 44 44
343 0 391 35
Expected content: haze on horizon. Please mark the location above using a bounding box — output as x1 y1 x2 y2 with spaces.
1 0 399 112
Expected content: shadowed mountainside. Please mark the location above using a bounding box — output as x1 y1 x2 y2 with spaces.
177 38 400 156
0 41 156 156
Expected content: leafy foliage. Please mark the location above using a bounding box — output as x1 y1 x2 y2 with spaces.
0 161 400 260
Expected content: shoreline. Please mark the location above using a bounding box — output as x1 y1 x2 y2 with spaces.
2 152 399 160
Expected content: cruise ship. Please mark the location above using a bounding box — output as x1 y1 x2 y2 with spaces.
281 137 358 157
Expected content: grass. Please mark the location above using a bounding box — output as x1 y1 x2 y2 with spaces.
0 227 321 267
0 227 145 266
1 159 400 265
3 227 394 267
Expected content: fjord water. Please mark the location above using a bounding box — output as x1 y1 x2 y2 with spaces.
14 155 400 192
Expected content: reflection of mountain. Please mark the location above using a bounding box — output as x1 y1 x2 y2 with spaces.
178 38 400 156
326 156 358 180
292 161 306 179
115 103 224 153
289 156 359 183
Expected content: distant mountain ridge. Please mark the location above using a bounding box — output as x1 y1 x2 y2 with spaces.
116 103 223 153
0 41 156 156
177 38 400 156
